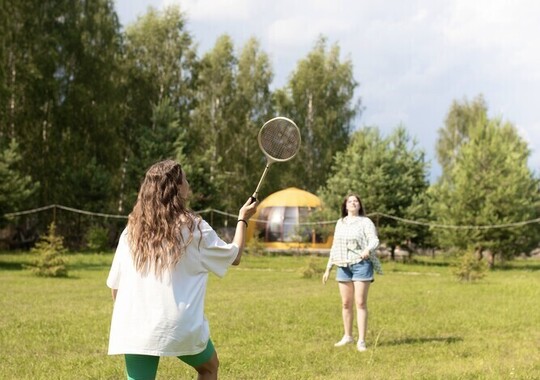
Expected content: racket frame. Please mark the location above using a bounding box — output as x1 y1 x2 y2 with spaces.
251 117 301 201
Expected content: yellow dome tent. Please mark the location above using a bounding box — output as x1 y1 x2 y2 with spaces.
246 187 332 250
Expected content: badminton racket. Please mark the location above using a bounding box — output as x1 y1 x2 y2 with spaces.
250 117 301 202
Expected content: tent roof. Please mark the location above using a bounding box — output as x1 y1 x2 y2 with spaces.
259 187 322 208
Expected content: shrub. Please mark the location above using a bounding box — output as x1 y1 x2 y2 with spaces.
27 222 68 277
245 236 266 256
453 250 487 282
85 225 110 251
301 257 325 279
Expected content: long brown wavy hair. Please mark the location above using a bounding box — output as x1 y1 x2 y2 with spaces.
127 159 198 276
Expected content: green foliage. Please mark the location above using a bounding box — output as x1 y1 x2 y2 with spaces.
188 34 238 210
1 0 124 212
274 36 359 193
2 1 538 264
245 235 266 256
187 35 275 211
436 95 488 176
452 250 488 282
0 139 38 221
319 126 431 251
306 206 339 242
84 225 110 252
28 222 68 277
300 256 325 278
226 38 274 207
121 5 197 211
431 97 540 260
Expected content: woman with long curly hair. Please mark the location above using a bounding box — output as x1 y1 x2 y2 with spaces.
107 159 257 380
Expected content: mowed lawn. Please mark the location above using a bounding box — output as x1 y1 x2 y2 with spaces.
1 252 539 380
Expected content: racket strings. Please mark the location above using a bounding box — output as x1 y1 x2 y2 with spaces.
259 120 300 160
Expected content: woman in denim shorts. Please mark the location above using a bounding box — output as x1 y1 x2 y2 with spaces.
322 193 382 352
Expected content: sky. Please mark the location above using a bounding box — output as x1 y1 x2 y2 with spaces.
114 0 540 182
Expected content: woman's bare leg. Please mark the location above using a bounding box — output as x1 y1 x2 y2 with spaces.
353 281 370 342
194 351 219 380
338 282 355 338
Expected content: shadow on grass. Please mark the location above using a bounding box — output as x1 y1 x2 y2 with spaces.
409 259 451 268
396 258 540 272
493 262 540 271
0 259 109 272
381 336 463 347
68 264 110 272
0 260 25 270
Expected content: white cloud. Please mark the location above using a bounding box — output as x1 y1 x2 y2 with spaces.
266 16 352 50
443 0 540 78
163 0 251 20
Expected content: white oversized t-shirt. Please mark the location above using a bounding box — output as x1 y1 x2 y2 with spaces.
106 219 238 356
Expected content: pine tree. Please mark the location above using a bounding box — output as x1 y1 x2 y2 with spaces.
28 222 68 277
431 99 539 266
319 126 431 256
452 250 488 282
275 36 359 193
0 139 37 223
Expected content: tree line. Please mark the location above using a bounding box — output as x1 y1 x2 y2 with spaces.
1 2 538 263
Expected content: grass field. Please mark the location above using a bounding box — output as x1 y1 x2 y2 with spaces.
1 252 539 379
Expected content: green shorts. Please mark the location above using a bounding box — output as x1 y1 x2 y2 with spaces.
179 339 215 367
124 339 215 380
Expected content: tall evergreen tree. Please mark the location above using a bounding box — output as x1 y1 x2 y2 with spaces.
0 0 7 125
226 38 274 208
436 94 488 177
59 0 125 211
430 113 539 266
177 36 274 212
1 0 124 212
320 126 431 257
188 35 238 211
0 139 38 224
274 37 359 193
120 5 197 211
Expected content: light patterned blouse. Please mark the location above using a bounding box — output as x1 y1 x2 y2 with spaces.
326 216 383 274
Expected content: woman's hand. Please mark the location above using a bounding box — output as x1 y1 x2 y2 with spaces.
360 250 370 260
322 269 330 284
238 197 258 221
231 198 259 266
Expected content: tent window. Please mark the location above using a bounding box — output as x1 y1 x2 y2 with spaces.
283 207 299 241
256 206 319 243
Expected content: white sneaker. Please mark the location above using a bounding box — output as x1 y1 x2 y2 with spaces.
357 340 367 352
334 335 355 347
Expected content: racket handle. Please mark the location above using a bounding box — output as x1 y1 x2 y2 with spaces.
251 164 270 203
249 195 257 204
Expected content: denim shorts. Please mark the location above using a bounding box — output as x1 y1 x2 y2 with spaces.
336 260 374 282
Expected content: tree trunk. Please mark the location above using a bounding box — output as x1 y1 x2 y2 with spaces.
475 247 483 261
486 250 495 269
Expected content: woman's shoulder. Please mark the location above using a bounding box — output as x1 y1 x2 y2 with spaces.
194 216 209 229
338 216 375 228
342 216 375 226
118 227 129 243
188 215 213 234
358 216 377 227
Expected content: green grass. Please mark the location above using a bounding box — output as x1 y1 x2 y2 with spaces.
1 252 539 379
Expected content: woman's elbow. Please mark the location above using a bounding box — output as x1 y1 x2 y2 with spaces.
232 250 242 265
